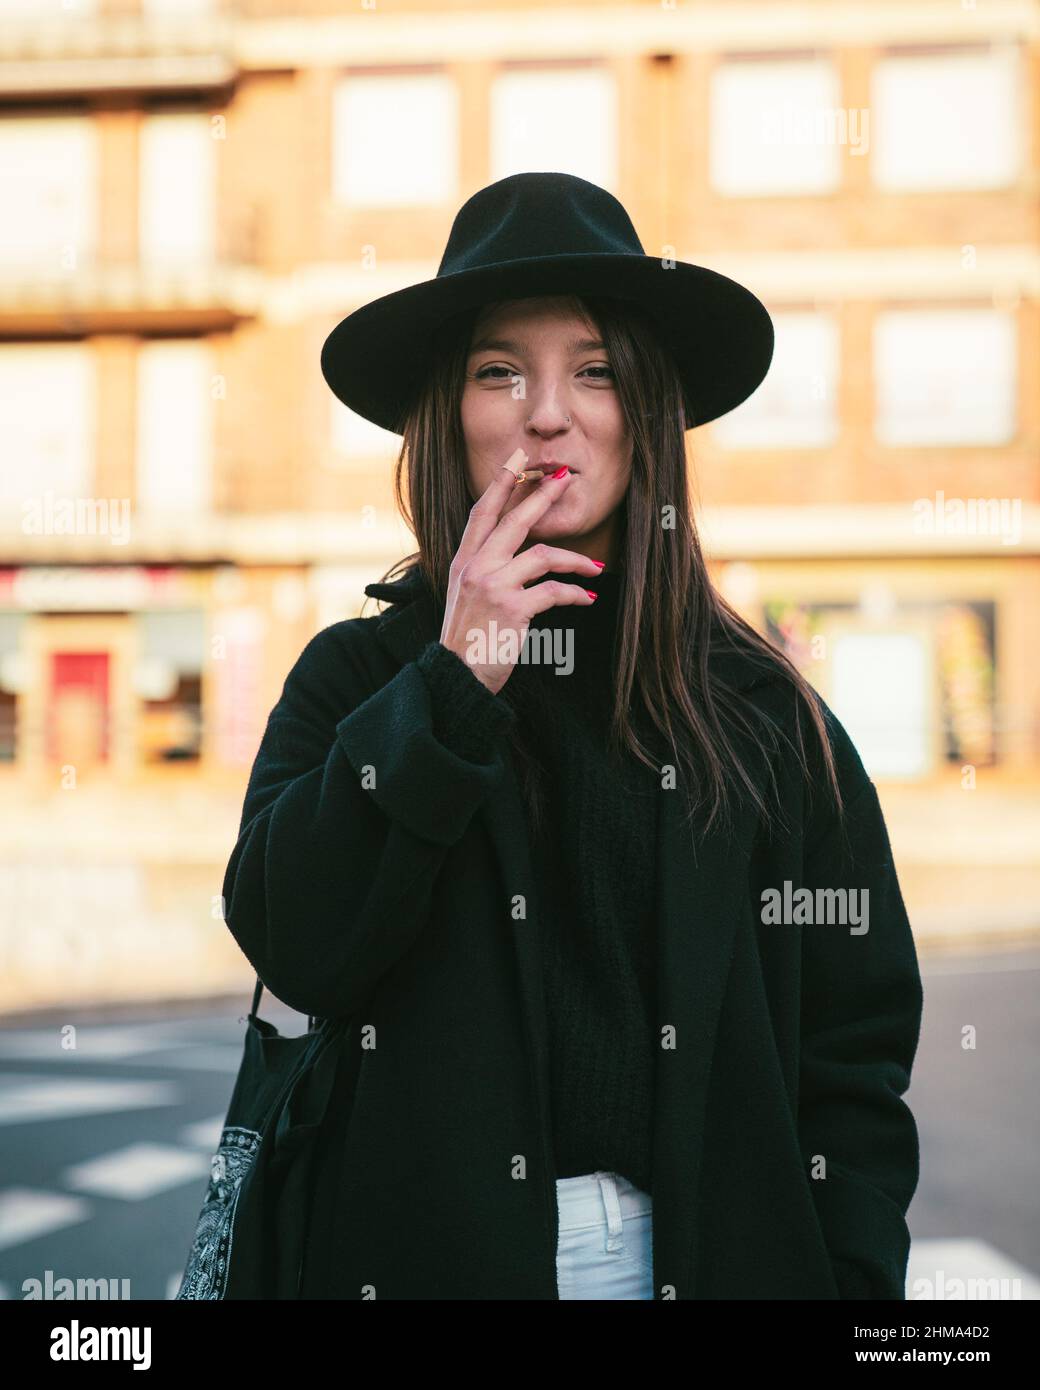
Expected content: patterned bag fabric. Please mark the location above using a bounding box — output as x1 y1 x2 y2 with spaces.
175 979 347 1299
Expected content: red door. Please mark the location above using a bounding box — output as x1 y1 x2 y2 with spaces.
48 651 111 765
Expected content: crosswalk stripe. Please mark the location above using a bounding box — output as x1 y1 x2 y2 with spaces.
61 1143 212 1201
0 1030 243 1072
0 1075 178 1126
907 1239 1040 1298
0 1189 92 1252
179 1116 225 1149
0 1026 195 1061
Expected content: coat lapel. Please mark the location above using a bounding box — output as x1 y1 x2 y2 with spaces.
367 578 561 1285
651 764 762 1297
366 572 774 1299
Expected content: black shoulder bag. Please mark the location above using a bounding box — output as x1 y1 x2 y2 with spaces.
175 977 350 1300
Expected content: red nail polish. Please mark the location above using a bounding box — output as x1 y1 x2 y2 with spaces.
585 590 598 600
551 465 569 479
592 560 605 568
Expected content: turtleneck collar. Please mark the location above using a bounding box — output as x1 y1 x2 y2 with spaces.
518 566 623 691
526 565 622 629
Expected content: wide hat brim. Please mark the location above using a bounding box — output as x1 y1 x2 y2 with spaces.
320 250 774 435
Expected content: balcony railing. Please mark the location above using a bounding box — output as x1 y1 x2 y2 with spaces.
0 219 263 332
0 259 261 333
0 10 239 98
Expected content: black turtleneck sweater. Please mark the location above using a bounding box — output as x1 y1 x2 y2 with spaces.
414 567 658 1196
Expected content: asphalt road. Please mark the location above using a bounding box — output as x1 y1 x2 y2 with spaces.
0 947 1036 1300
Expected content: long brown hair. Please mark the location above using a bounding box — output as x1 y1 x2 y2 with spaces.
368 292 845 848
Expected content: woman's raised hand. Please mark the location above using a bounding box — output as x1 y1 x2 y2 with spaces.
439 447 604 695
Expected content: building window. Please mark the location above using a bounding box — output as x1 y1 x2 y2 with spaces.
872 45 1022 192
332 73 458 208
874 308 1016 446
709 57 842 196
711 311 839 449
136 340 213 514
0 344 94 511
0 612 25 762
0 0 96 12
139 112 215 266
764 597 997 779
0 116 96 270
829 630 932 778
136 610 205 763
490 66 618 190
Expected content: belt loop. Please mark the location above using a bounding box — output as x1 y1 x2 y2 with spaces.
598 1172 624 1252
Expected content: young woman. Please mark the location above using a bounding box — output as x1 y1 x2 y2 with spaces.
222 172 924 1300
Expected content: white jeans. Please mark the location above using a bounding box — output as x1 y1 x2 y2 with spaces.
554 1171 654 1300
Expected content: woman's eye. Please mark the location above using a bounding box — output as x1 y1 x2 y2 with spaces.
472 364 614 382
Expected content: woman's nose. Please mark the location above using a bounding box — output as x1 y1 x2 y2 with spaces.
523 393 572 432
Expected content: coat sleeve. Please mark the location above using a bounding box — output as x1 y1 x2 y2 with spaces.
221 623 517 1020
795 705 924 1302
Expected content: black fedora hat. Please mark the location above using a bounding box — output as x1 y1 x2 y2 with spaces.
320 171 774 435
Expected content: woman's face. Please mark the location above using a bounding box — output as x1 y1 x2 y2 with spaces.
460 297 632 569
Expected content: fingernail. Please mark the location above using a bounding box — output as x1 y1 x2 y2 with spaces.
592 560 605 568
551 465 569 479
585 590 598 600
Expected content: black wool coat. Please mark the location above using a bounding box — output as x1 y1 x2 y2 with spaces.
221 568 924 1300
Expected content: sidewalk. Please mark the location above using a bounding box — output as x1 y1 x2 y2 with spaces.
877 781 1040 952
0 776 1037 1011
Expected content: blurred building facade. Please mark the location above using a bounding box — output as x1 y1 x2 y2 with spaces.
0 0 1037 1008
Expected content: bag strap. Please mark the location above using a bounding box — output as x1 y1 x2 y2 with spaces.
250 974 319 1033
